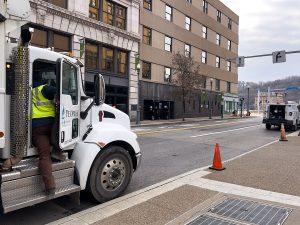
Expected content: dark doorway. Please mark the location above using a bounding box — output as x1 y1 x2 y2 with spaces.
143 100 174 120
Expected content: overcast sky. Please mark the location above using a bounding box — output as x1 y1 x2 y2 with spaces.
220 0 300 83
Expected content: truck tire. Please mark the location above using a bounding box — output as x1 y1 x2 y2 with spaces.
87 145 133 203
266 123 271 130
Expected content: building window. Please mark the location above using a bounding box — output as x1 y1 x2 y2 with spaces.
202 26 207 39
85 42 99 70
103 0 126 29
216 33 220 45
142 61 151 79
185 44 191 57
143 0 152 11
216 79 220 91
216 56 220 68
227 81 231 93
165 36 172 52
185 16 191 31
89 0 99 19
102 47 114 72
202 51 207 63
227 40 231 51
164 67 171 82
203 0 208 14
117 51 127 74
143 26 151 45
217 10 221 23
165 5 172 21
227 61 231 71
45 0 67 9
85 42 128 75
228 18 232 29
30 27 71 53
186 0 192 3
31 28 47 48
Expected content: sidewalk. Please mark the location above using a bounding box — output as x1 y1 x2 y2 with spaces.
49 120 300 225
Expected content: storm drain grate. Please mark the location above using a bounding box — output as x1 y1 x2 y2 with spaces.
187 215 238 225
209 198 292 225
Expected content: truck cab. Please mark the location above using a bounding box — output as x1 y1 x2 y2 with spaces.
0 36 141 213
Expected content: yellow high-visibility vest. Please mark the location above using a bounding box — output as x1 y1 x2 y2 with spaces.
32 85 55 119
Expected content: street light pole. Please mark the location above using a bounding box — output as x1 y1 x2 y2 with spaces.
209 78 213 119
247 86 250 116
135 54 141 125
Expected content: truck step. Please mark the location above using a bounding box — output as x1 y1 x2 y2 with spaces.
1 157 74 182
2 184 80 213
1 162 80 213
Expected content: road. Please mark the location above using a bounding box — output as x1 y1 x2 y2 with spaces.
0 117 285 225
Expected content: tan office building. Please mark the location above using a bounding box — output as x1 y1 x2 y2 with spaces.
139 0 239 120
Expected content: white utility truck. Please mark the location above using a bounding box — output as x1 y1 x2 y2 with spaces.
263 102 300 131
0 0 141 213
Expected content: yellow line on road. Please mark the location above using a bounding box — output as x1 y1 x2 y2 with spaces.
136 120 256 136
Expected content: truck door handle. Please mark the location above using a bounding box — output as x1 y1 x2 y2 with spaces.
61 131 65 143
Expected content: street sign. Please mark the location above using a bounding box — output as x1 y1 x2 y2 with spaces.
272 50 286 63
236 56 245 67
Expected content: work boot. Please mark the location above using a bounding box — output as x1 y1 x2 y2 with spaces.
51 148 66 161
45 187 56 196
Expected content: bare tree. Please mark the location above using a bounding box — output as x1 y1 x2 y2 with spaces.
171 52 205 121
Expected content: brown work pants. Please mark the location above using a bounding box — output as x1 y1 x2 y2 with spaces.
32 124 56 190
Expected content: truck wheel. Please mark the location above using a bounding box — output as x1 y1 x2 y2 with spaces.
266 124 271 130
87 145 133 203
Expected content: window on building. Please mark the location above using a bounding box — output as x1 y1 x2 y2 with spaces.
31 28 47 48
117 51 127 74
85 42 99 70
216 79 220 91
102 47 114 72
216 56 220 68
202 50 207 63
143 0 152 11
217 10 221 23
227 40 231 51
216 33 220 45
202 26 207 39
143 26 151 45
45 0 67 9
203 0 208 14
30 27 71 53
142 61 151 79
185 44 191 57
89 0 99 19
53 33 70 52
185 16 191 31
228 18 232 29
186 0 192 3
165 36 172 52
227 81 231 93
165 5 172 21
85 42 128 75
227 61 231 71
94 0 127 30
164 67 171 82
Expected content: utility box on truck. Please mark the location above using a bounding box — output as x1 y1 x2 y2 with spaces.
0 0 141 214
262 102 300 130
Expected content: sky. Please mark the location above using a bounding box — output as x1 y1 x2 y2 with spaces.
220 0 300 83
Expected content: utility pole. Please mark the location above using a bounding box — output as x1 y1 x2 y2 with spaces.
247 86 250 116
257 89 260 114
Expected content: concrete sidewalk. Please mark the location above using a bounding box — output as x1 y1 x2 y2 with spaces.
48 129 300 225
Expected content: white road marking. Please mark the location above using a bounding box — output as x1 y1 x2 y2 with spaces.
190 124 262 138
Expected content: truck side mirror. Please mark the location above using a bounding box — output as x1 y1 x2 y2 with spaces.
94 74 105 106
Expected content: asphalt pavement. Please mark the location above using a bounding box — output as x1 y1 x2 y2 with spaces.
48 115 300 225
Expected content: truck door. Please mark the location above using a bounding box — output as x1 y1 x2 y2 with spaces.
57 59 80 149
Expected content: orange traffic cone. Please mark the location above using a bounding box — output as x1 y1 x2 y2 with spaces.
279 123 288 141
209 143 225 171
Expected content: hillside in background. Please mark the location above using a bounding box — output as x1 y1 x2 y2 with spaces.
238 76 300 110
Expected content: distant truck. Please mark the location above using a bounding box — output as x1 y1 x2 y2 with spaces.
262 102 300 130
